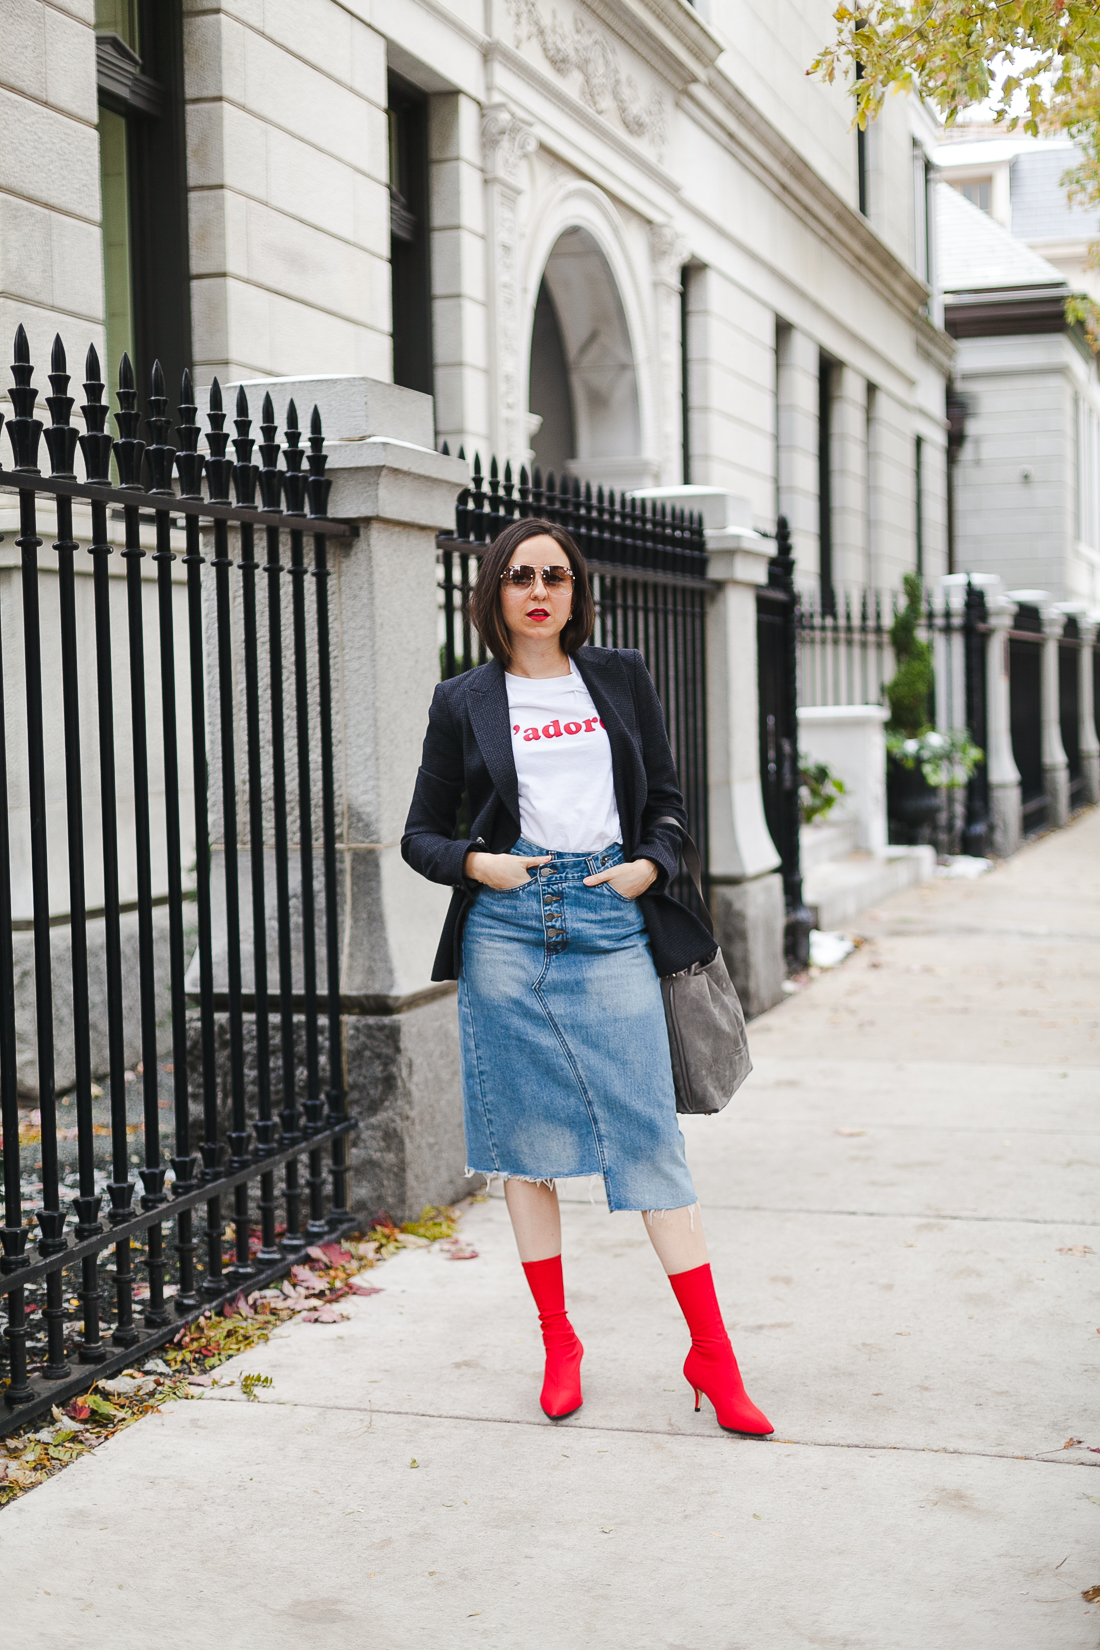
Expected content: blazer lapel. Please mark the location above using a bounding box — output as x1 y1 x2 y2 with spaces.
466 659 521 825
573 649 638 847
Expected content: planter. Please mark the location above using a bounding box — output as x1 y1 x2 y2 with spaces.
886 756 940 844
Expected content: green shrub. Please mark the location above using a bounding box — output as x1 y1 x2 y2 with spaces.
885 572 933 736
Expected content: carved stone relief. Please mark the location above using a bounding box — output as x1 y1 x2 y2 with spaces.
482 106 540 465
504 0 667 157
650 223 689 484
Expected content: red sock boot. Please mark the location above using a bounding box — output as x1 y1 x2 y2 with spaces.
669 1263 773 1436
521 1256 584 1420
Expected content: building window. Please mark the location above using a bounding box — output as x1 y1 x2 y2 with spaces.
954 177 992 214
913 143 933 285
818 354 835 611
680 265 693 485
915 434 925 576
388 74 433 397
95 1 192 412
857 126 868 218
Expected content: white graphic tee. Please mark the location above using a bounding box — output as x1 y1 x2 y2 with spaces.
504 661 622 852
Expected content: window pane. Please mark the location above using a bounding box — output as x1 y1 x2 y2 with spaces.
98 105 133 412
94 0 140 52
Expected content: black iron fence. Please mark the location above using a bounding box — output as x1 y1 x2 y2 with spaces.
756 518 812 963
1008 603 1046 833
0 326 352 1430
437 455 711 911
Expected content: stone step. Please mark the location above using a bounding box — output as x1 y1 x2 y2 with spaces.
802 845 935 930
800 817 860 872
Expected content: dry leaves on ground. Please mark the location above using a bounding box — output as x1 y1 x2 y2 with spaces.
0 1203 468 1510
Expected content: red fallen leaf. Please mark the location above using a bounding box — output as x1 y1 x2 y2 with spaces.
291 1265 320 1285
222 1291 254 1319
305 1246 331 1266
349 1281 384 1296
65 1400 91 1421
187 1373 214 1387
448 1249 479 1261
319 1242 354 1266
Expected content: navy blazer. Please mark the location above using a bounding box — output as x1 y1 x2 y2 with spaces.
401 645 716 981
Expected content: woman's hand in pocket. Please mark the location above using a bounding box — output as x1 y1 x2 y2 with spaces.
582 858 657 900
465 850 551 889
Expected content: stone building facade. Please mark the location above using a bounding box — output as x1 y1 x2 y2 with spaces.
2 0 952 600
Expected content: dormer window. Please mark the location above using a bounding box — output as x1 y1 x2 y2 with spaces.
955 177 992 214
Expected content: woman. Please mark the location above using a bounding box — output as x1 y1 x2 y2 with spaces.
402 517 772 1437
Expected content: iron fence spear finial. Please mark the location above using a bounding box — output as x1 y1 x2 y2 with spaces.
7 324 43 472
44 334 78 478
144 359 176 493
306 405 331 518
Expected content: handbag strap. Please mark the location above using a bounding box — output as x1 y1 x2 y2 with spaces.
654 816 712 929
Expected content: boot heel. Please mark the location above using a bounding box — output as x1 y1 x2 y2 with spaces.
692 1384 702 1413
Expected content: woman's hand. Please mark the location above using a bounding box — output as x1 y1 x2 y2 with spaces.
582 857 658 900
465 850 551 889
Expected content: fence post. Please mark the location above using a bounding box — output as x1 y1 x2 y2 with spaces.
223 375 469 1221
984 582 1022 857
627 485 787 1014
1079 614 1100 805
1009 593 1070 829
704 502 786 1016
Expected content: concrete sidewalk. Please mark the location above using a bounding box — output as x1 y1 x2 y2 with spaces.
2 812 1098 1648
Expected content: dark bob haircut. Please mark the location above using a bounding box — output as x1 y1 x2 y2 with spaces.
467 518 595 666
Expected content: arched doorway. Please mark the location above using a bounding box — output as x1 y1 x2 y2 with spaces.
527 227 647 490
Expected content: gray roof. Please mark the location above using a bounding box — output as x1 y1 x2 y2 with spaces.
1009 145 1100 241
935 181 1068 294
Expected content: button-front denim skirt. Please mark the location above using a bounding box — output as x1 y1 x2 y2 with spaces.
458 837 697 1213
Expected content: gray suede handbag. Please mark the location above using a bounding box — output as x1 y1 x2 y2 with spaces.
655 818 752 1115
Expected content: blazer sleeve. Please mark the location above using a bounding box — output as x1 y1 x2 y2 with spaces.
626 650 689 894
401 682 475 888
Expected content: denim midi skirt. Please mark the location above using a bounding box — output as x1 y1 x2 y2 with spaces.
458 838 697 1213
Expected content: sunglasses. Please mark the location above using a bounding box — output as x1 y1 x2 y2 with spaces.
500 564 576 589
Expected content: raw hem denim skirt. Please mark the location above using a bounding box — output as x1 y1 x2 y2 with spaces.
458 837 697 1214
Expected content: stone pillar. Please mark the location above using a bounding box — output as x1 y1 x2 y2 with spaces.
984 586 1022 857
481 104 539 470
325 432 469 1219
935 575 969 734
429 92 490 458
776 325 821 579
829 365 868 590
935 572 970 845
209 375 470 1220
631 488 785 1016
1078 614 1100 804
650 224 690 486
1011 594 1070 829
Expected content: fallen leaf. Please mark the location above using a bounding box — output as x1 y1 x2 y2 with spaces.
348 1281 384 1296
1086 1496 1100 1508
410 1459 419 1469
1065 1438 1084 1449
187 1374 214 1387
64 1401 90 1421
448 1249 479 1261
301 1304 348 1324
85 1395 120 1419
835 1128 866 1137
1082 1584 1100 1604
1058 1246 1094 1257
